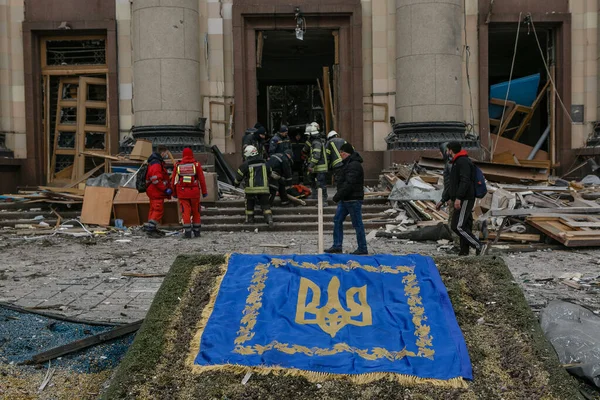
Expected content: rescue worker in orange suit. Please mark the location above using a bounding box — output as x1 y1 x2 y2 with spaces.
172 148 208 238
144 145 173 238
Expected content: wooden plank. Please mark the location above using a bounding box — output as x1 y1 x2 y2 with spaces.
80 186 115 226
494 207 600 217
420 157 549 183
332 31 339 65
256 31 263 68
323 66 331 133
486 232 541 242
80 151 120 161
21 320 143 365
64 162 105 188
54 165 74 180
38 186 85 196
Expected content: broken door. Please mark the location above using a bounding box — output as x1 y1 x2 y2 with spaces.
49 76 109 183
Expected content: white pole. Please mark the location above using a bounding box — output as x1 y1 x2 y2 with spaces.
318 188 324 253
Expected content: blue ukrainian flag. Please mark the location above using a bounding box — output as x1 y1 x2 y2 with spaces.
191 254 472 387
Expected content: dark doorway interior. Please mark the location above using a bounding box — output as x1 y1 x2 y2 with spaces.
256 29 335 136
488 25 552 150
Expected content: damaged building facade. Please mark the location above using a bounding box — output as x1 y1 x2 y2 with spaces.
0 0 596 192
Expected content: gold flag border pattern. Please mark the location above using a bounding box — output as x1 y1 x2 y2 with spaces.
186 256 467 389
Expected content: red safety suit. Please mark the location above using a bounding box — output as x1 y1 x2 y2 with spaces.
172 148 207 225
145 152 172 225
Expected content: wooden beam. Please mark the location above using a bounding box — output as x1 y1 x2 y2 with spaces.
332 31 339 65
21 320 143 365
323 66 331 134
492 208 600 217
64 162 105 188
256 31 264 68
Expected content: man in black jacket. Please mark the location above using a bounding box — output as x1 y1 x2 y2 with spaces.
436 142 459 248
446 141 485 256
325 143 368 255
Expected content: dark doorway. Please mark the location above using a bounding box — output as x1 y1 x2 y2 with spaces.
256 29 335 136
488 24 553 150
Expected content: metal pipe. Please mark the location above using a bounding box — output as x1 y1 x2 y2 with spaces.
527 125 551 160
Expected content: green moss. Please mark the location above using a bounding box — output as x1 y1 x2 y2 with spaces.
105 255 585 400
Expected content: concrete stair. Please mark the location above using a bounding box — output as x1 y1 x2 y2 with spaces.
200 198 391 232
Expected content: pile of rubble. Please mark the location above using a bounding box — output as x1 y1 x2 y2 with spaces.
373 156 600 249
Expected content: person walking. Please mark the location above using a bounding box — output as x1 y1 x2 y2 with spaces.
325 143 368 255
269 125 291 156
445 141 486 256
172 147 208 238
435 142 460 249
144 145 173 238
234 145 273 226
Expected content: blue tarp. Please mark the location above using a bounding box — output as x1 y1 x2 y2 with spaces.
489 73 541 119
194 254 472 382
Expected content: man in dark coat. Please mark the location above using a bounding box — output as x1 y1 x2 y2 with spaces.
436 142 459 247
446 141 485 256
325 142 368 255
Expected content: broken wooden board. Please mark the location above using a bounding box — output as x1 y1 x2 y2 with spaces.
21 320 143 365
113 186 181 227
527 215 600 247
420 157 549 183
484 232 541 243
492 207 600 217
80 186 116 226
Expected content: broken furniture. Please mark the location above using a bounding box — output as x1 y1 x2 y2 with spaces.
112 187 181 227
527 215 600 247
489 73 550 141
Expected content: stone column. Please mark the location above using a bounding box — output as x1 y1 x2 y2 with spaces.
395 0 464 122
132 0 201 127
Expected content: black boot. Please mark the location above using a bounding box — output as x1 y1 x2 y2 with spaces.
245 215 255 224
183 224 192 239
265 213 274 227
193 224 201 238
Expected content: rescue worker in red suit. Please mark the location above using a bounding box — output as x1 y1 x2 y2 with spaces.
144 145 173 237
172 148 208 238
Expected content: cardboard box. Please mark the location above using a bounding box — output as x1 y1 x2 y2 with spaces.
130 139 153 161
203 172 218 203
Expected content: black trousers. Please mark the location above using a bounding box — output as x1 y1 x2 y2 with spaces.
451 198 482 254
269 181 289 206
246 194 271 216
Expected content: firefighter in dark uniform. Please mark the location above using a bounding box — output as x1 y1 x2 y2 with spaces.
234 145 273 226
307 123 328 201
242 124 267 160
269 125 291 156
325 130 348 183
267 149 293 206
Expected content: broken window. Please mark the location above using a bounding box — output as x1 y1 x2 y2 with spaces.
46 39 106 66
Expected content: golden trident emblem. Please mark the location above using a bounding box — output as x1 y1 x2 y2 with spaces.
295 276 372 337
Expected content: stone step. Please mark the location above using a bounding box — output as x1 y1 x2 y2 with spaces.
200 213 390 225
201 204 391 216
212 197 388 208
200 220 388 232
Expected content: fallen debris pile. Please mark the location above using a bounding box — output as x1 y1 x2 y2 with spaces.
375 157 600 249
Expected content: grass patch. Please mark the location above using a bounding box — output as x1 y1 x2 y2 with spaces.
105 255 583 400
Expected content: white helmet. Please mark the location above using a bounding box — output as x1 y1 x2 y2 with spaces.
310 127 320 137
310 122 320 131
327 130 338 139
244 145 259 158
